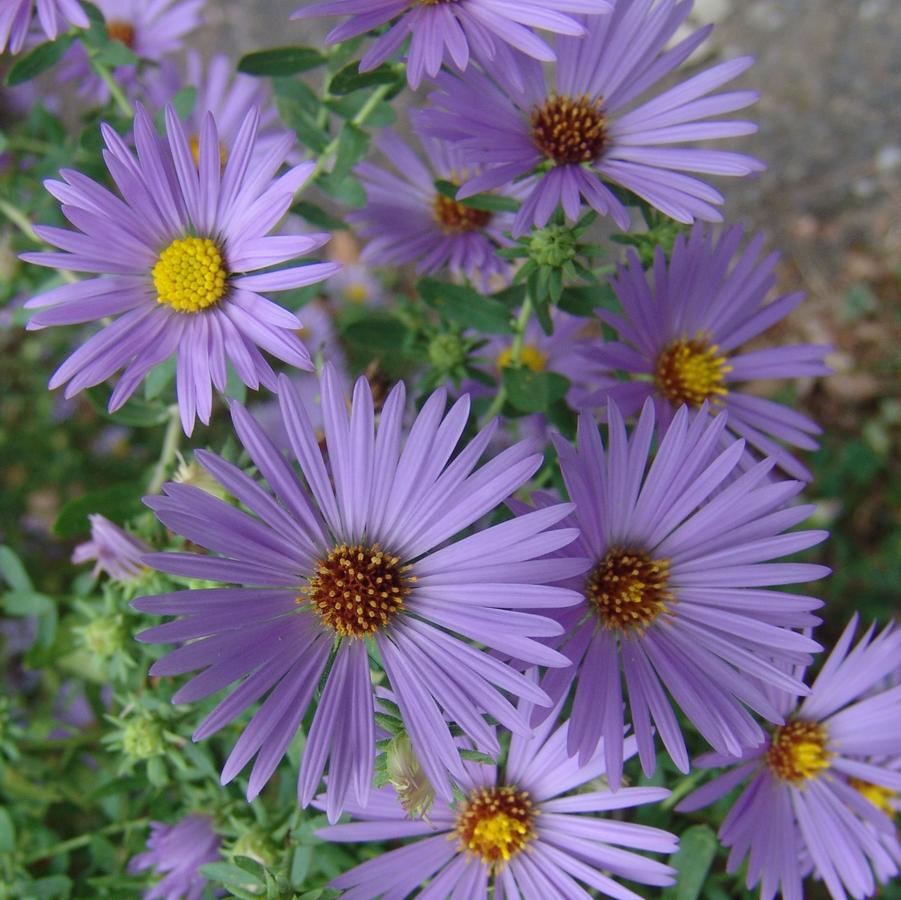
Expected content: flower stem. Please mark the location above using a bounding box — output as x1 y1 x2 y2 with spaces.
90 57 134 119
0 198 78 283
481 295 534 425
25 818 150 864
660 769 706 810
147 406 182 495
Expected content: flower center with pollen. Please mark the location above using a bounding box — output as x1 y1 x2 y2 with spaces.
531 94 607 166
655 336 732 408
766 721 831 785
301 543 413 638
497 344 546 373
432 192 493 234
152 236 228 314
848 778 897 816
586 549 672 633
455 786 536 869
106 20 135 47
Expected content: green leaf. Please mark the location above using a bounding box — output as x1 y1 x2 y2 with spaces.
329 62 400 95
53 484 144 539
2 591 54 616
331 122 370 182
502 369 570 414
664 825 718 900
292 201 347 232
290 845 314 887
6 35 74 86
143 357 176 401
0 808 14 853
0 545 32 592
458 750 496 765
170 86 197 120
317 171 366 207
25 875 73 899
459 193 520 214
557 283 616 317
85 387 171 427
341 316 408 354
237 47 326 77
417 279 513 334
91 40 138 67
199 863 265 894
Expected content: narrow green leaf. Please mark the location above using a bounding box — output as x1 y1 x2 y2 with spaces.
0 546 32 592
0 808 15 853
199 862 265 893
238 47 326 77
417 279 512 334
502 369 570 414
292 201 347 232
341 316 408 354
6 35 74 86
53 485 143 539
329 62 399 95
2 591 54 616
666 825 718 900
332 122 370 182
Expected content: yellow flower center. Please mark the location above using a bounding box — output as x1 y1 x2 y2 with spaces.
848 778 898 816
188 134 228 168
455 786 535 870
531 94 607 165
586 548 673 633
152 236 228 314
655 335 732 408
299 543 413 638
497 344 547 373
432 192 493 234
344 282 371 304
766 721 831 785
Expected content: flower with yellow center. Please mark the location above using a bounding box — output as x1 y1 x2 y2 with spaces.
766 721 832 785
655 334 732 408
152 237 228 314
455 786 536 870
849 778 898 817
497 344 547 373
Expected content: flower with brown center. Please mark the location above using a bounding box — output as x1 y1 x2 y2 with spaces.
455 785 536 870
106 19 136 48
766 721 831 785
301 543 413 638
655 335 732 408
432 192 493 234
586 548 673 634
531 94 607 166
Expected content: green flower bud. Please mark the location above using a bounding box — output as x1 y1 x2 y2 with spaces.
232 829 278 867
427 332 467 373
80 615 126 659
386 733 434 820
528 224 578 268
122 717 165 761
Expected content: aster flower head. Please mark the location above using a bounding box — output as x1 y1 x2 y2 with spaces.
23 104 338 435
353 129 518 290
133 367 586 821
528 400 829 786
58 0 204 105
72 513 150 582
678 616 901 900
422 1 764 236
576 224 832 480
128 814 221 900
317 682 677 899
0 0 89 55
324 262 386 310
292 0 612 90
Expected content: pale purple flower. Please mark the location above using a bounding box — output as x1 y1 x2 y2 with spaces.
324 262 386 310
317 681 677 899
23 104 337 435
352 129 517 289
128 814 221 900
0 0 88 54
422 2 764 235
575 224 832 480
292 0 611 90
133 367 584 821
58 0 203 105
524 400 828 786
72 513 150 581
678 616 901 900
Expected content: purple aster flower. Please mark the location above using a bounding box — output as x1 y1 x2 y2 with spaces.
524 400 829 787
678 616 901 900
57 0 203 105
128 814 221 900
292 0 611 90
422 2 764 236
23 104 338 435
0 0 88 54
324 262 387 310
575 224 832 480
353 129 518 290
72 513 150 582
133 367 585 821
317 681 677 899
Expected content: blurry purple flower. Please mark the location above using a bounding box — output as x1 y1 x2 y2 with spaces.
23 104 338 434
678 615 901 900
317 680 677 898
324 262 386 310
525 401 828 786
134 367 584 821
353 129 518 290
128 814 220 900
575 224 832 480
57 0 203 105
72 513 150 582
292 0 611 90
0 0 88 55
422 2 763 236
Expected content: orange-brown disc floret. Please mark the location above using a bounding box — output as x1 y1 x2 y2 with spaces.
455 785 536 870
766 720 832 785
586 548 673 633
531 94 607 166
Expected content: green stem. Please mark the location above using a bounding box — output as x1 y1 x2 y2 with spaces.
306 83 392 186
4 136 53 155
481 295 535 424
90 57 134 119
661 769 706 810
147 406 182 495
25 818 150 864
0 198 78 283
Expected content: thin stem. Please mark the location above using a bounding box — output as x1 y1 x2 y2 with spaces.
480 295 535 424
25 818 151 864
147 406 182 495
0 198 78 283
661 769 706 810
4 136 54 155
90 57 134 119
